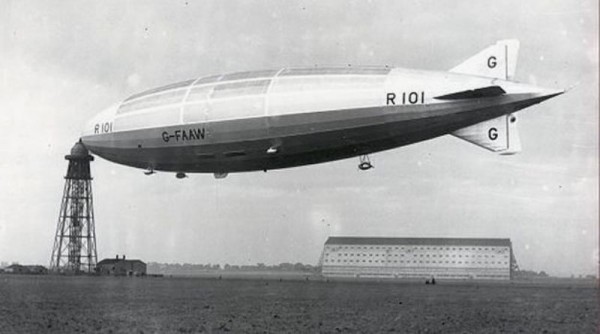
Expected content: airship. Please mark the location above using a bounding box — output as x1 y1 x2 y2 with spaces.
81 40 563 178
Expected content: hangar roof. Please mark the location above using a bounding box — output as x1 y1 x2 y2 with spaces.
325 237 511 247
97 259 145 265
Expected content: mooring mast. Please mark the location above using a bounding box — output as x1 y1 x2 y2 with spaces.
50 140 98 274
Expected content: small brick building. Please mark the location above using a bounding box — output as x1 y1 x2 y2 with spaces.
96 255 146 276
4 265 48 275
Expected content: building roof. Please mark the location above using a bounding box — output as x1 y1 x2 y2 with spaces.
325 237 511 247
25 265 47 270
5 264 47 271
97 259 145 265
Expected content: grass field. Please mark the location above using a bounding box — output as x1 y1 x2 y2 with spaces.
0 274 597 333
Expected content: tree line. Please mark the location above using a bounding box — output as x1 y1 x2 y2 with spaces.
147 262 320 274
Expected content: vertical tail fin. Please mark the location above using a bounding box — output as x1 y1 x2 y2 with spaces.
450 40 520 80
452 113 522 155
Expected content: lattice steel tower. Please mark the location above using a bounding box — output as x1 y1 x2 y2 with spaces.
50 140 98 273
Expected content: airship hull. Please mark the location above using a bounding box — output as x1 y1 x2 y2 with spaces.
81 40 564 175
82 91 548 173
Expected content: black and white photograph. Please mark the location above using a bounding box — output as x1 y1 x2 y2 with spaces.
1 0 598 332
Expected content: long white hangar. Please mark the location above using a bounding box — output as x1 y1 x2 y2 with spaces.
320 237 516 280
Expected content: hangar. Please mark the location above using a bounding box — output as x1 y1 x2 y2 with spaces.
320 237 515 280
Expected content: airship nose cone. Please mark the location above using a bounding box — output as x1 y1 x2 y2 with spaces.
81 103 119 138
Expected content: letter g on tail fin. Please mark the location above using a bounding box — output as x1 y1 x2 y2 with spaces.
452 114 522 155
450 40 520 80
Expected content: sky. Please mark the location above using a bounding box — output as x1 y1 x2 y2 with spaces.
0 0 597 277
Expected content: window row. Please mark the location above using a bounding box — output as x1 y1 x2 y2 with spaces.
324 259 509 265
331 246 503 251
327 253 507 259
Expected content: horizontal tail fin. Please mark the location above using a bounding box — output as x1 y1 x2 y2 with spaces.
450 40 520 80
434 86 506 100
452 114 521 155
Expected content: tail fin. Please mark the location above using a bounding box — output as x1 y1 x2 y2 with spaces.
452 113 521 155
450 40 520 80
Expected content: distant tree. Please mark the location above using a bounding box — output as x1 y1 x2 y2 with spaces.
279 263 294 271
513 269 553 280
212 264 220 270
224 264 230 270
